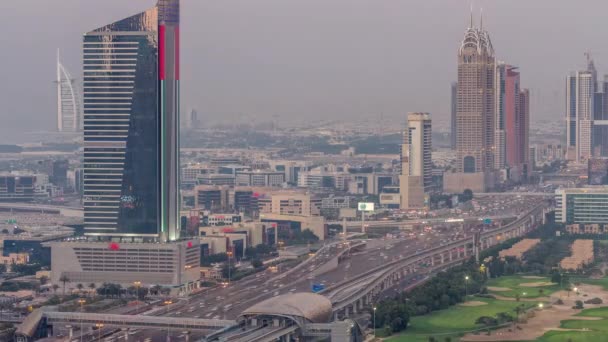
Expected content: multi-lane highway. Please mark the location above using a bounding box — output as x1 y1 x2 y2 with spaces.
69 200 546 342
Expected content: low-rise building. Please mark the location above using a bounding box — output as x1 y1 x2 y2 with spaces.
297 171 349 191
199 212 243 227
235 170 285 187
45 240 200 294
0 252 29 266
194 185 230 211
199 222 267 248
0 174 38 202
260 213 326 240
379 186 400 209
200 265 222 280
566 223 604 234
555 187 608 224
199 233 247 258
257 192 321 216
197 174 235 186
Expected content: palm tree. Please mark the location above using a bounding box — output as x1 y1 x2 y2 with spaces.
39 275 49 286
115 284 124 298
539 289 545 297
88 283 96 297
76 283 84 293
513 306 522 321
59 275 70 297
152 284 162 296
52 284 59 294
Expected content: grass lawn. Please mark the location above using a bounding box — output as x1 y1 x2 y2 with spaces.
384 297 534 342
486 275 560 298
574 276 608 291
535 307 608 342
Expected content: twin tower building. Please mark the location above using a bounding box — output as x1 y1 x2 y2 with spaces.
401 14 531 210
446 14 530 193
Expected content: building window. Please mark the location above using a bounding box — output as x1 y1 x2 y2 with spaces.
463 156 476 173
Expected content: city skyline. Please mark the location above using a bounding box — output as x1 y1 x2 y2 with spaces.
3 2 608 341
3 0 608 142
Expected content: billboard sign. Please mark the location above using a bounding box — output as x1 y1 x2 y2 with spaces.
358 202 375 212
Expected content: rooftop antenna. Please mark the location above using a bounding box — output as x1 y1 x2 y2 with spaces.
480 7 483 30
470 3 474 28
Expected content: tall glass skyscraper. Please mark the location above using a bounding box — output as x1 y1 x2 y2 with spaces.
83 0 180 242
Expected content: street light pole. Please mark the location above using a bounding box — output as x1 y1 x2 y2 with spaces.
465 276 469 297
373 306 377 339
162 298 174 342
78 299 86 342
133 281 141 314
95 323 104 340
227 251 233 284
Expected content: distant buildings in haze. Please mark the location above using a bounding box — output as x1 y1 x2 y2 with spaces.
56 49 83 132
566 54 608 161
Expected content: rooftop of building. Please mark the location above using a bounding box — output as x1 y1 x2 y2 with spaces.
241 292 332 323
459 13 494 57
556 186 608 194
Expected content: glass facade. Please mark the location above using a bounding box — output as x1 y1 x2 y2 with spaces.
556 188 608 224
83 1 180 242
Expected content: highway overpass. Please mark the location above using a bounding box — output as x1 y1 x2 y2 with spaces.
325 203 549 319
15 309 235 341
328 214 517 229
0 202 83 218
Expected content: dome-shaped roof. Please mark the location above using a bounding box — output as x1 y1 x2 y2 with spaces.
241 293 332 323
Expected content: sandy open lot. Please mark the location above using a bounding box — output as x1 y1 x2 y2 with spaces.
459 301 489 307
486 286 510 292
519 282 555 287
461 284 608 341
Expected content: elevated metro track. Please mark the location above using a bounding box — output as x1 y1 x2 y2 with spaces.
325 203 549 319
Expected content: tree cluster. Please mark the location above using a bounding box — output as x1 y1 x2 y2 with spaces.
201 252 228 267
374 263 485 334
373 301 409 333
279 229 319 246
12 263 42 275
244 244 276 259
475 311 513 327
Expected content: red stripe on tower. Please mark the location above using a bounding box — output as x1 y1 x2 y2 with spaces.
175 27 180 80
159 24 166 80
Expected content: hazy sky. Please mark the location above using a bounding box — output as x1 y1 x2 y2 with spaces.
1 0 607 141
